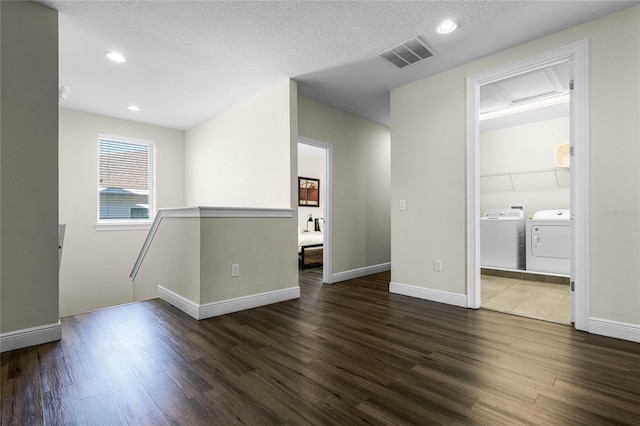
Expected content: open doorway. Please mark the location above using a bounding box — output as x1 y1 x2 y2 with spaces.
467 41 590 331
478 62 571 324
298 137 333 284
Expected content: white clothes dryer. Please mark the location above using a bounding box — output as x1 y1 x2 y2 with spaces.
526 209 571 275
480 209 525 270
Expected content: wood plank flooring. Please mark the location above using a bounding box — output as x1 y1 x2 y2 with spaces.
2 269 640 425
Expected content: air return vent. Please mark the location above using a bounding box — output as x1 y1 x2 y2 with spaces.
380 37 434 69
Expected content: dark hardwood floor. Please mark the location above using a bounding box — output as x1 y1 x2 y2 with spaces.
2 269 640 425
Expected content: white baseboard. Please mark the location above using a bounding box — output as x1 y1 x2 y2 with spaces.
158 286 201 319
158 285 300 320
0 321 62 353
199 287 300 319
588 317 640 343
389 281 467 308
331 262 391 284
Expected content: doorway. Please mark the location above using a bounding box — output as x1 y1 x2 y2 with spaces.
298 137 333 284
466 41 590 331
478 62 571 324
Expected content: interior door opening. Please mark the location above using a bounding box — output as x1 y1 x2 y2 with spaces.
477 61 572 325
466 41 590 331
298 137 333 284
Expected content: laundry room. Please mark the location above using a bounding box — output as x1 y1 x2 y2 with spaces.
478 63 572 324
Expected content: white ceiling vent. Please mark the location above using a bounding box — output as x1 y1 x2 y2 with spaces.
380 37 433 69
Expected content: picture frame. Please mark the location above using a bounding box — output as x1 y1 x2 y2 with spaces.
298 177 320 207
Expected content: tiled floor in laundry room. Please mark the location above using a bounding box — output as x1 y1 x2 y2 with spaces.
481 275 571 324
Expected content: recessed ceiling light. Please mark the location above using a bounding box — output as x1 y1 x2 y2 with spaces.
106 51 126 63
127 105 141 111
437 19 458 34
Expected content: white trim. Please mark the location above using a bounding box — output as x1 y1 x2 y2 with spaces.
157 286 201 319
199 287 300 319
389 282 467 308
0 321 62 353
466 71 482 309
331 262 391 284
95 221 152 231
130 207 294 280
569 41 590 332
158 285 300 320
159 207 203 218
298 136 333 284
98 133 155 146
588 318 640 343
97 134 157 225
466 40 590 331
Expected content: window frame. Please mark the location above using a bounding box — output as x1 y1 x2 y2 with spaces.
96 133 156 231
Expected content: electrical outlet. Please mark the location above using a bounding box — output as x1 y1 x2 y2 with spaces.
399 200 407 211
231 264 239 277
434 260 443 272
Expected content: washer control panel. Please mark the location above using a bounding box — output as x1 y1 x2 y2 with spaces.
483 209 524 219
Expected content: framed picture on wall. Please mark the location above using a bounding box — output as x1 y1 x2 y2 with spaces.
298 177 320 207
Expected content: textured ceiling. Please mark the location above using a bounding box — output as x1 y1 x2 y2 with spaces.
41 1 638 130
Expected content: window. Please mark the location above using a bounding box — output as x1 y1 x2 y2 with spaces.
98 134 155 228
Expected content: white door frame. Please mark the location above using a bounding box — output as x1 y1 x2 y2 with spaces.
298 136 333 284
466 40 590 331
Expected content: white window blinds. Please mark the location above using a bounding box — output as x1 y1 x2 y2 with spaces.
98 134 155 222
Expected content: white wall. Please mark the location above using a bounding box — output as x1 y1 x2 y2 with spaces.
59 109 185 316
1 1 59 334
298 96 391 274
391 6 640 327
185 80 293 209
297 147 324 231
480 117 570 217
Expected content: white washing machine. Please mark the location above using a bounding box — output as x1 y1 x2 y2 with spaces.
480 209 525 270
526 209 571 275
